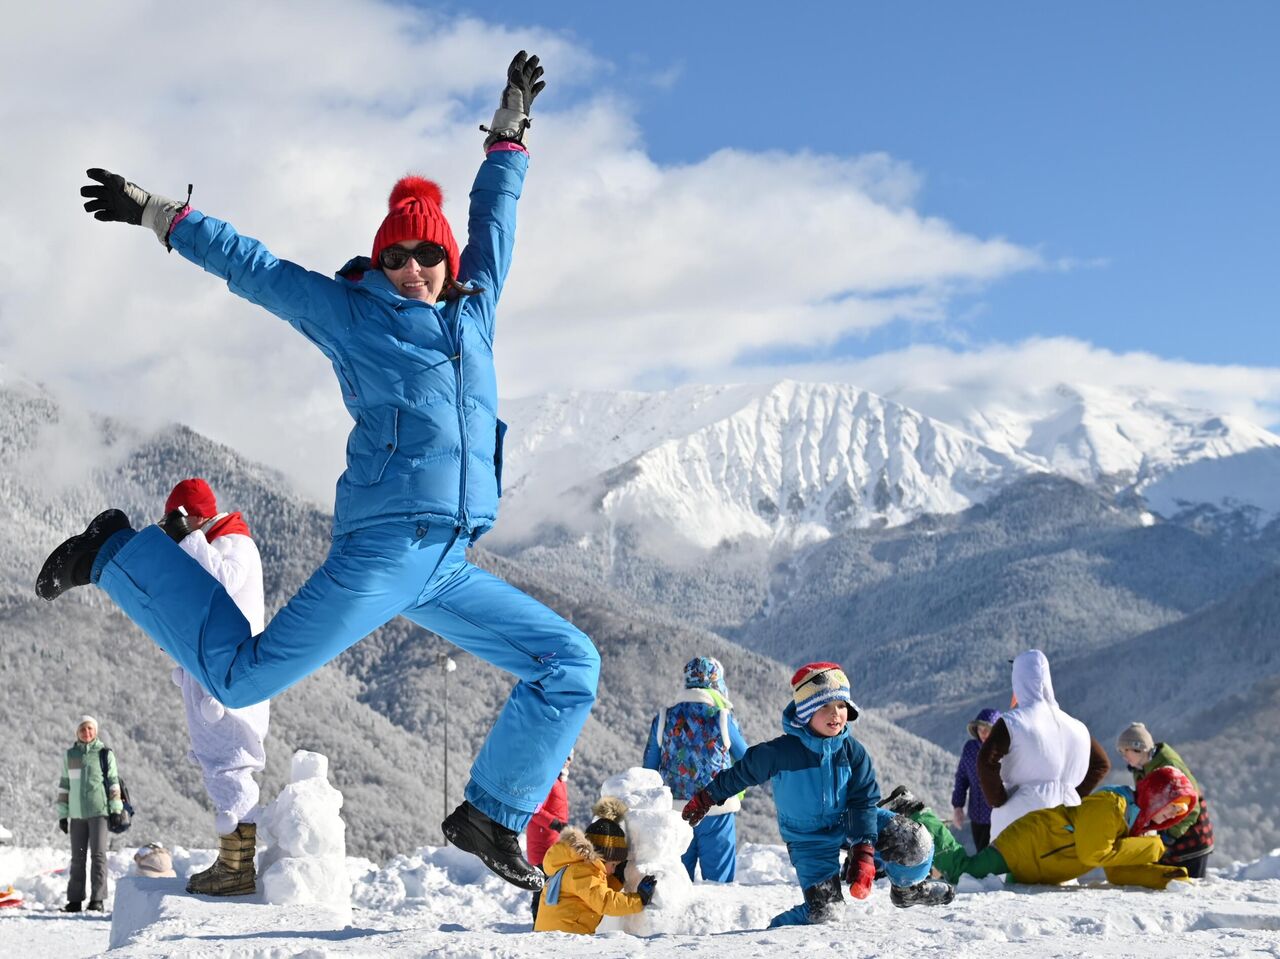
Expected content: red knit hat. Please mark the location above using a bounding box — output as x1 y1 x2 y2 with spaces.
371 176 461 281
165 478 217 518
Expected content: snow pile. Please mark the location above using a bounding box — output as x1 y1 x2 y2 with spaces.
256 750 351 919
597 767 694 935
1229 848 1280 881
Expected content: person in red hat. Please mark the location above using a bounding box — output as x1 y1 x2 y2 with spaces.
158 478 268 898
39 51 597 891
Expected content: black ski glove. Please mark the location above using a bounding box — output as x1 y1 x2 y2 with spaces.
636 874 657 906
108 812 125 831
81 168 188 249
158 508 195 543
482 50 545 151
548 819 567 832
59 818 68 834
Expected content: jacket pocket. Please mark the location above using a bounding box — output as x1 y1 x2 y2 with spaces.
495 418 508 498
352 408 399 485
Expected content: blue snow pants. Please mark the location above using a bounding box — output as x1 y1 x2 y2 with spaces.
94 521 599 830
769 807 934 926
682 812 737 882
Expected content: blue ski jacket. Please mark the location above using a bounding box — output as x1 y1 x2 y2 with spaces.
704 703 880 844
168 149 527 539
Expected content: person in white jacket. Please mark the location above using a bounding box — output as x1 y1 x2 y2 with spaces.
159 478 269 897
977 649 1110 840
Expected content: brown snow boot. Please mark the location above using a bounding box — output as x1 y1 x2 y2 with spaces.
186 822 257 897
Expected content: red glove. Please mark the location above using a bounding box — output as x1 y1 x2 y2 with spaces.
843 843 876 900
681 789 715 827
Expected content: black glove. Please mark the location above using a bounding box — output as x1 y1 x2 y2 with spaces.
548 819 567 832
59 818 68 834
482 50 545 150
81 168 188 248
108 812 125 831
636 874 657 906
158 508 195 543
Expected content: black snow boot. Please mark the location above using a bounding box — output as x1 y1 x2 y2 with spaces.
61 901 82 913
36 509 132 601
877 785 925 817
890 879 955 908
86 900 105 912
442 801 545 891
803 875 845 924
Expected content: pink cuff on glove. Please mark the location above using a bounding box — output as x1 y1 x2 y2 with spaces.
486 141 528 155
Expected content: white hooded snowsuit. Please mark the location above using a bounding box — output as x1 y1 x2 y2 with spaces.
172 519 270 834
989 650 1091 840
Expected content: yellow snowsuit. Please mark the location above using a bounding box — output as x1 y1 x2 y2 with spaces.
534 829 645 934
994 791 1188 889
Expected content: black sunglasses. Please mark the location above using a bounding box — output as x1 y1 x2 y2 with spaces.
379 243 447 271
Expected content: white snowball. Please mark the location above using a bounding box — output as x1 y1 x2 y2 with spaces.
261 856 351 907
199 696 226 723
291 750 329 782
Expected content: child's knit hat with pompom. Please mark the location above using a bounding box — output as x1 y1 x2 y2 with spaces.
585 797 629 862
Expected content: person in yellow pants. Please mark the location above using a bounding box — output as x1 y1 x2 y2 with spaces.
885 765 1198 890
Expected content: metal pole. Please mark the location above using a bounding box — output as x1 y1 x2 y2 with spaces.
443 657 449 830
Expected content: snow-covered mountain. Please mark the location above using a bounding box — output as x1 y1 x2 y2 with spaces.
940 383 1280 521
0 374 959 857
496 381 1040 552
493 380 1280 553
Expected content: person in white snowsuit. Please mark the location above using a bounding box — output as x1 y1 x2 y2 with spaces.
978 649 1110 840
160 478 268 896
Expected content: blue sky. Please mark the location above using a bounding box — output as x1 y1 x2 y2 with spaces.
7 1 1280 500
440 0 1279 366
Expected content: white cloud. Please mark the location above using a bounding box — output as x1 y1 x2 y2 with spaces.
3 1 1046 502
717 338 1280 435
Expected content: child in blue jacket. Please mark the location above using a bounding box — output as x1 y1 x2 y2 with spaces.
682 663 953 925
37 52 597 891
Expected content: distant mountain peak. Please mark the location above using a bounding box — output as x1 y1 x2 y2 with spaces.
495 379 1280 551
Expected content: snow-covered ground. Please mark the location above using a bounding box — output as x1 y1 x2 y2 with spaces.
2 841 1278 958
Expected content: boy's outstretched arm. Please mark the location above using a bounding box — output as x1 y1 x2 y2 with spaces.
682 737 788 825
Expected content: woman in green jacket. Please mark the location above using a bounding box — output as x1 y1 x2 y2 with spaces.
1117 722 1214 878
56 716 124 912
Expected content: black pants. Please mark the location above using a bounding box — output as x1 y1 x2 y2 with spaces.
68 816 109 903
970 822 991 852
1177 853 1210 879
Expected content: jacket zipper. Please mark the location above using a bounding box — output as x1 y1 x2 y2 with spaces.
1039 842 1074 859
450 302 470 530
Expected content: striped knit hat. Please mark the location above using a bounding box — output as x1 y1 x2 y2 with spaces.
585 797 629 862
791 662 858 723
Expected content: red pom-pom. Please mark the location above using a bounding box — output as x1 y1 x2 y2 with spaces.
388 175 443 210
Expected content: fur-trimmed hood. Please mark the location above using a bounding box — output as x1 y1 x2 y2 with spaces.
542 828 602 871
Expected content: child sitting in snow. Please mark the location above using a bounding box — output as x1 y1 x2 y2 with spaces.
682 663 953 926
534 798 657 934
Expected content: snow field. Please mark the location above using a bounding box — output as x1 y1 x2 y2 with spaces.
2 841 1279 957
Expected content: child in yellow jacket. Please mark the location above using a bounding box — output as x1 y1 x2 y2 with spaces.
534 798 657 934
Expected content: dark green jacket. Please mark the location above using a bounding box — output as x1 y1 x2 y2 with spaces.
57 739 123 820
1129 742 1200 839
